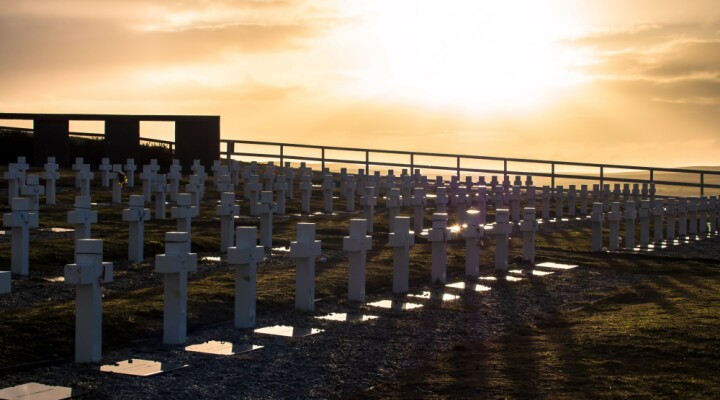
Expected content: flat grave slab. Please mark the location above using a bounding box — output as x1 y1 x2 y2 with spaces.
185 341 263 356
99 359 188 377
535 262 578 270
38 228 74 233
0 271 10 293
408 291 459 301
315 312 378 322
367 300 423 310
479 275 524 282
254 325 323 338
509 269 555 276
446 282 492 292
0 382 83 400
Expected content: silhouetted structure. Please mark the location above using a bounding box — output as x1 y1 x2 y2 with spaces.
0 113 220 168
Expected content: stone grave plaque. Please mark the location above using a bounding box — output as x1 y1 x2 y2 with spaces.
315 313 378 322
99 359 188 376
254 325 323 338
509 269 555 276
0 382 83 400
367 300 423 310
38 228 74 233
535 262 578 270
479 275 524 282
446 282 491 292
0 271 10 293
408 291 459 302
185 341 263 356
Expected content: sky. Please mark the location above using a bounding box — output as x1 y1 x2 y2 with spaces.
1 0 719 167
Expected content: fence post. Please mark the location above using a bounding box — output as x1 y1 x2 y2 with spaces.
280 144 284 172
456 156 461 179
365 150 370 175
211 140 713 198
226 141 234 160
321 147 325 171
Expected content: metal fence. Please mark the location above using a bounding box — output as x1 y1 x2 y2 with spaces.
70 131 175 153
222 139 720 196
5 125 717 196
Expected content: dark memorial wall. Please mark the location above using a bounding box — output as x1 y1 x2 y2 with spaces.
0 113 220 168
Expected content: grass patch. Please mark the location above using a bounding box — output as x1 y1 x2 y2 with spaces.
347 258 720 399
2 163 720 400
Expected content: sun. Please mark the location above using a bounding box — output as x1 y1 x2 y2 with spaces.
343 0 589 114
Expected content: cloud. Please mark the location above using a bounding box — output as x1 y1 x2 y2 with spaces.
643 40 720 77
569 20 720 111
0 0 342 93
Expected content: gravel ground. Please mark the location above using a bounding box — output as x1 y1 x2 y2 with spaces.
1 177 717 399
0 252 648 399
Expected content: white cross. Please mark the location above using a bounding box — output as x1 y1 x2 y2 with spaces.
68 196 97 242
388 216 414 293
98 158 112 188
427 213 450 284
64 239 113 363
322 173 334 214
492 209 512 271
343 219 372 302
4 164 26 204
299 173 313 214
3 197 39 275
289 223 322 312
122 195 151 262
155 232 198 344
184 174 204 208
462 209 485 276
216 192 240 252
152 174 168 219
43 158 60 205
257 191 276 248
171 193 197 234
273 175 288 215
139 165 156 202
167 164 183 202
227 226 265 328
123 158 137 188
21 175 45 211
360 186 377 233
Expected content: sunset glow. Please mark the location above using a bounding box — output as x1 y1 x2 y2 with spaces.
345 1 590 112
1 0 719 166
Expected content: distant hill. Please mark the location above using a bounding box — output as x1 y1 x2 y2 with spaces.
678 166 720 172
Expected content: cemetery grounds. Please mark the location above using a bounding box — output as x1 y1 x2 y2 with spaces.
0 167 719 399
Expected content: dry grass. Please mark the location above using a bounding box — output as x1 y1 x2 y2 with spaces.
2 167 720 399
345 237 720 399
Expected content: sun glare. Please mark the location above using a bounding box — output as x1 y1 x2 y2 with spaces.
347 1 589 114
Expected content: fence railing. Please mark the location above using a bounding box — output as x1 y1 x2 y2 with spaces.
69 131 175 153
4 125 718 196
221 139 720 196
0 127 175 153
